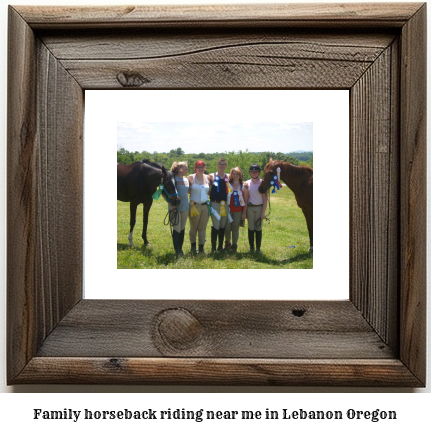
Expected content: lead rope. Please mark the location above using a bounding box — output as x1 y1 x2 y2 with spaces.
164 176 180 237
164 209 180 237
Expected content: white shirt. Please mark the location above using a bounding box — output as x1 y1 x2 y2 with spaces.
190 174 209 203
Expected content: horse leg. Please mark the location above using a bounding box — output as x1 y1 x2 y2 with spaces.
128 201 138 247
302 207 313 253
142 199 153 247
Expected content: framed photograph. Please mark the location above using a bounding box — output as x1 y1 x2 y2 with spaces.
7 3 426 386
85 90 349 300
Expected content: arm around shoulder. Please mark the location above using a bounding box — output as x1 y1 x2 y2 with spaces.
187 174 194 193
242 185 249 214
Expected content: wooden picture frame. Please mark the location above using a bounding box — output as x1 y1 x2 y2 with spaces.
7 3 426 386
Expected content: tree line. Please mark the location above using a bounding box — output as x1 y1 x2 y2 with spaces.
117 148 313 180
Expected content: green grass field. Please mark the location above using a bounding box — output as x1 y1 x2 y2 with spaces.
117 186 312 269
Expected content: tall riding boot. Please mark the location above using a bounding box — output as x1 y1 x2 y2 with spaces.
255 230 262 254
218 227 226 252
211 227 218 253
179 229 185 256
190 242 197 255
248 229 255 252
172 230 181 258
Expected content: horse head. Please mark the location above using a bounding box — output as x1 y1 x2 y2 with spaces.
161 166 181 206
258 159 279 193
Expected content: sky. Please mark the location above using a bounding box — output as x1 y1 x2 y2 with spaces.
117 121 313 154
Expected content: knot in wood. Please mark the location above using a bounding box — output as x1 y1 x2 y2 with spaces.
108 358 123 369
116 71 150 87
155 308 203 351
292 308 306 317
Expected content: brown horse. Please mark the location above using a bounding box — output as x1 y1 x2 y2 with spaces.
259 159 313 252
117 160 180 247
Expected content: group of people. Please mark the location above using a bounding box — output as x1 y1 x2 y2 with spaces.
167 158 268 257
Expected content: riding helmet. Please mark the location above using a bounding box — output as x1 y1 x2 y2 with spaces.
249 163 261 172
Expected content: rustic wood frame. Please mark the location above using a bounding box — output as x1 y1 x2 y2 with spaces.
7 3 426 386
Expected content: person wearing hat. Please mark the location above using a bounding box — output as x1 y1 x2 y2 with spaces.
208 157 230 252
244 163 268 253
187 160 210 254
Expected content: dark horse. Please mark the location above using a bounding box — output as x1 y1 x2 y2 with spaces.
259 159 313 252
117 160 180 247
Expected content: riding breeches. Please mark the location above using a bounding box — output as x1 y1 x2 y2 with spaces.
246 205 263 231
172 210 188 233
210 202 228 230
188 202 209 245
225 211 243 244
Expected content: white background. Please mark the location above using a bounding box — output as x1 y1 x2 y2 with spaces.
85 90 349 300
0 0 429 424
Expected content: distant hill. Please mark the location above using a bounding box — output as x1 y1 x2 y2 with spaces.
118 148 313 171
286 151 313 161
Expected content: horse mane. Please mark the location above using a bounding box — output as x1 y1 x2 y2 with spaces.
268 160 313 177
141 159 165 169
141 159 172 177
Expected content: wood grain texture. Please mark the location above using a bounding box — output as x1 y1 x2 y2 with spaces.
40 31 396 60
7 6 83 382
36 300 393 359
15 3 424 29
35 40 84 335
7 6 38 381
399 3 427 384
350 44 399 348
7 3 426 386
16 358 422 386
45 31 394 89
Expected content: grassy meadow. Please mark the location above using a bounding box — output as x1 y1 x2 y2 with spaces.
117 186 313 269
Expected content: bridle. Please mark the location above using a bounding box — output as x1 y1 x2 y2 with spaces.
161 177 179 204
261 170 275 191
162 188 179 204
